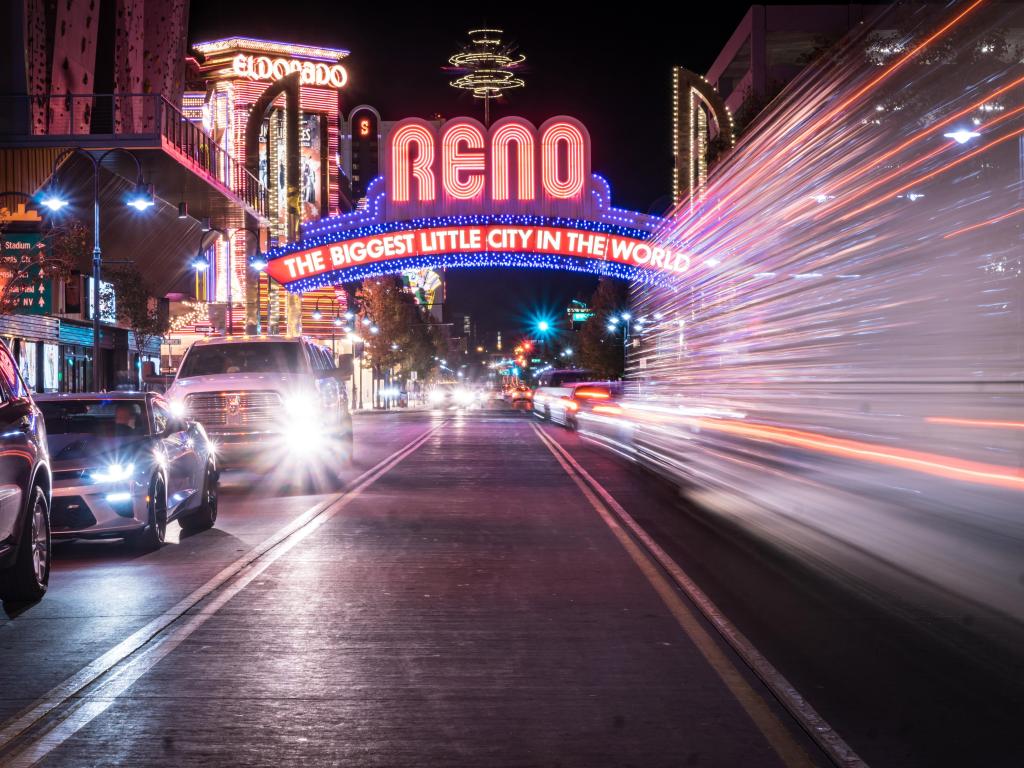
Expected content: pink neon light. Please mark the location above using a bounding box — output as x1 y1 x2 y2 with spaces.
442 122 486 201
541 122 585 199
491 122 535 201
390 123 436 203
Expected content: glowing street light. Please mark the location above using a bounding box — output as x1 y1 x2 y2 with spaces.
44 147 154 389
40 192 69 211
944 129 981 144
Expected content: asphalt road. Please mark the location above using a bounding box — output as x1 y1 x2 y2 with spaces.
0 406 1020 767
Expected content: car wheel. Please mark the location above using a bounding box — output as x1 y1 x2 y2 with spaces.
0 486 50 603
181 463 218 533
129 479 167 551
566 415 577 431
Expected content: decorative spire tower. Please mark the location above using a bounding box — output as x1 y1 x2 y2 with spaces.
447 28 525 126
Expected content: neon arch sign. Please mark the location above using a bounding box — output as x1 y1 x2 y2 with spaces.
266 115 691 291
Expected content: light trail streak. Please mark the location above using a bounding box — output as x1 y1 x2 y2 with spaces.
942 205 1024 239
837 124 1024 223
693 417 1024 492
657 0 990 250
925 416 1024 429
627 1 1024 621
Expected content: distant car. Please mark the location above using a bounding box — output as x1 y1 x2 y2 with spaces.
534 381 621 428
428 383 480 409
0 341 52 603
166 335 353 469
508 386 533 410
36 393 218 550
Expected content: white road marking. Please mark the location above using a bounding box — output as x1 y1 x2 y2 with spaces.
532 422 868 768
0 422 444 764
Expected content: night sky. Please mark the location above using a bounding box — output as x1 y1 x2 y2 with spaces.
189 1 754 337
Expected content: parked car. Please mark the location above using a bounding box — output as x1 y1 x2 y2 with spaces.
166 336 353 469
0 341 51 602
36 393 218 550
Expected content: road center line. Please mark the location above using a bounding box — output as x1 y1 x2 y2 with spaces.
531 422 857 768
0 422 445 762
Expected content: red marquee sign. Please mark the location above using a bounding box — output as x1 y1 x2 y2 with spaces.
385 116 593 219
266 115 673 290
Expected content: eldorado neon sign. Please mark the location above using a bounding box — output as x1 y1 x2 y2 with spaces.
232 54 347 88
266 116 681 289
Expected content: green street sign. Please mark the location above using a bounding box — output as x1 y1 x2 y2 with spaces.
0 233 52 315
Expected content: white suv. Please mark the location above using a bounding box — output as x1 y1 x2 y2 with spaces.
166 336 353 469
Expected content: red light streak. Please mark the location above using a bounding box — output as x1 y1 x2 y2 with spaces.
942 205 1024 239
694 418 1024 492
925 417 1024 429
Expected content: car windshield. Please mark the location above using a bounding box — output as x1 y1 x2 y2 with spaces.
39 400 148 437
178 342 305 377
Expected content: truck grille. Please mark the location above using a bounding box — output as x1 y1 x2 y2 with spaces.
185 391 283 430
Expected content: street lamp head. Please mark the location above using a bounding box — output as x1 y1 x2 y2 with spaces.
944 128 981 144
191 256 210 271
333 315 343 327
620 312 632 321
361 317 372 326
606 323 616 332
312 309 323 321
537 320 550 332
609 317 619 325
250 255 268 271
126 182 155 211
40 191 69 212
370 325 380 334
344 311 355 320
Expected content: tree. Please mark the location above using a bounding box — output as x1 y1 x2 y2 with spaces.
578 278 627 380
106 263 169 385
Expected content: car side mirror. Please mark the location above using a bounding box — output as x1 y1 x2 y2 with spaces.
336 353 354 377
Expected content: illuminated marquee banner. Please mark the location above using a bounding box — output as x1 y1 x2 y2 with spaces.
267 223 691 290
267 115 673 288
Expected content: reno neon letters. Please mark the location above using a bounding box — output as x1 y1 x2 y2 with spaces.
385 116 591 216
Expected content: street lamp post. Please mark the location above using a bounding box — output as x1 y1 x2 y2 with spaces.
42 148 154 390
236 227 266 335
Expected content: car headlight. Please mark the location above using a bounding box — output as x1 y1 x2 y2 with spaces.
169 399 187 418
90 462 135 483
284 394 317 419
429 390 446 404
454 388 474 405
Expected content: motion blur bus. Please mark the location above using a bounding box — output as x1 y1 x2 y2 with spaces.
618 2 1024 624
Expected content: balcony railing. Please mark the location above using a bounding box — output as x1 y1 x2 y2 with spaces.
0 93 267 218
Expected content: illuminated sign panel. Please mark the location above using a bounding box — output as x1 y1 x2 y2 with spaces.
267 224 691 287
268 114 669 289
385 116 592 218
231 54 348 87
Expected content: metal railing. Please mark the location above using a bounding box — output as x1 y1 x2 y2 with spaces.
0 93 267 218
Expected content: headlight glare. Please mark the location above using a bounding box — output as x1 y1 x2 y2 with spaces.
91 462 135 483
